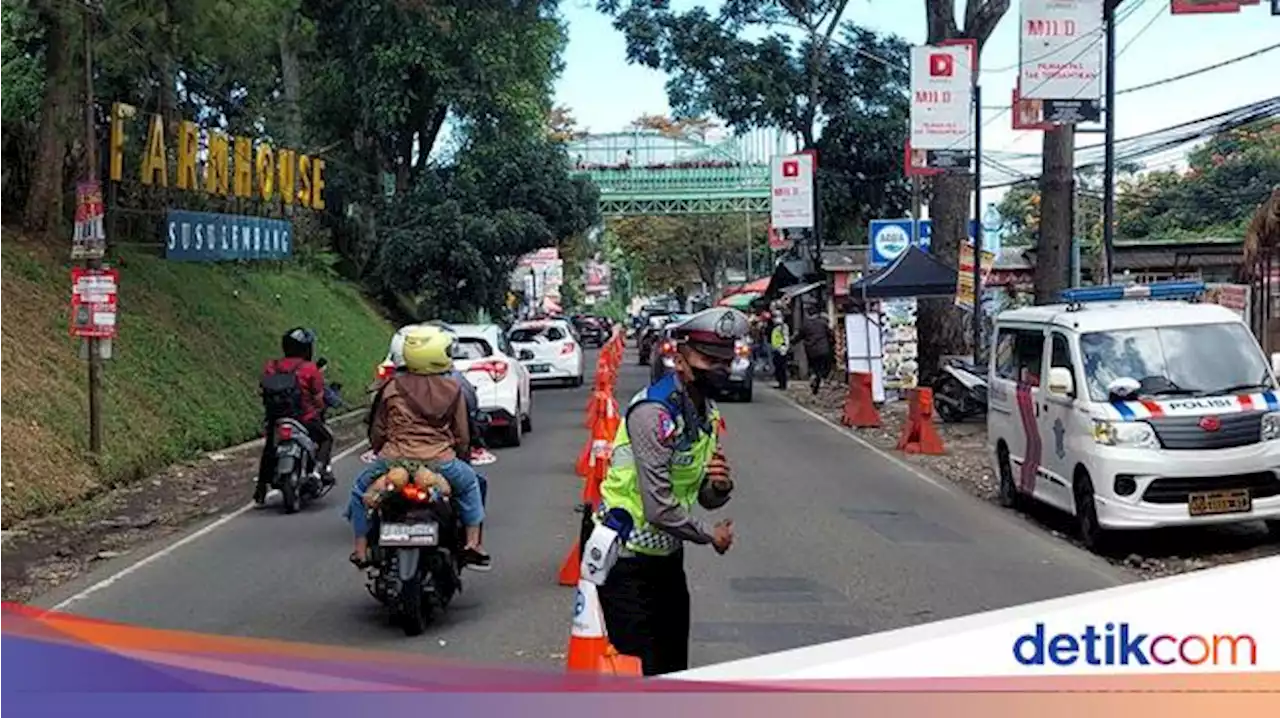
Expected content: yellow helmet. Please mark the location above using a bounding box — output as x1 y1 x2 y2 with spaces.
401 325 454 375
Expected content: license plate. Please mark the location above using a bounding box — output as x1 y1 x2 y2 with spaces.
379 521 439 547
1187 489 1252 517
529 364 551 373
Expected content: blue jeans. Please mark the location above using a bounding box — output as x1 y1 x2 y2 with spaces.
345 459 488 538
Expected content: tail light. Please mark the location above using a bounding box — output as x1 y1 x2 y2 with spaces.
470 360 509 383
276 423 293 441
375 362 394 381
660 339 675 355
560 342 576 355
735 340 750 358
402 484 428 502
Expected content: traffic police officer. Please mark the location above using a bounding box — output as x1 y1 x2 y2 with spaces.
589 307 749 676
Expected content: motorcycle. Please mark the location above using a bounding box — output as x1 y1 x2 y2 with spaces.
364 413 492 635
269 357 342 514
931 357 988 423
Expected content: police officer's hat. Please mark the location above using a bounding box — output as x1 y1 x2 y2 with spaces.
669 307 750 360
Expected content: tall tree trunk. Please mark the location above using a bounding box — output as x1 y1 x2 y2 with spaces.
916 0 1011 374
278 14 303 147
23 4 76 235
1035 127 1075 304
916 172 973 362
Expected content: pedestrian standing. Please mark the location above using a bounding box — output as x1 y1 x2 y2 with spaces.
769 319 790 390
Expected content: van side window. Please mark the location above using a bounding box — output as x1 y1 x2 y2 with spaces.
995 331 1018 380
995 328 1044 386
1050 333 1076 396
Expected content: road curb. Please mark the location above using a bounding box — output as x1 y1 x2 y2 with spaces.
203 407 367 459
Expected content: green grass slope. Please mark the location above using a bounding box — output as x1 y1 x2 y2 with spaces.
1 229 393 526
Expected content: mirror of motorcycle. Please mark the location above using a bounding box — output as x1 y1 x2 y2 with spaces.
316 357 329 369
329 382 343 392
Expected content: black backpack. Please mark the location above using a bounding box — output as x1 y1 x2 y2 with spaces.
261 361 304 421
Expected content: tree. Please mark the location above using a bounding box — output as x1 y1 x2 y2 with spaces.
915 0 1010 371
1116 119 1280 240
596 1 913 244
548 104 587 142
609 213 767 296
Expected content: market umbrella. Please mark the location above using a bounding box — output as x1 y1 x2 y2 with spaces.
717 292 760 310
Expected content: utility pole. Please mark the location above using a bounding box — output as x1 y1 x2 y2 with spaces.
972 82 984 365
83 5 104 458
1101 0 1120 284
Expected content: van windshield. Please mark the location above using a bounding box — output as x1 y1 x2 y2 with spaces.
1078 323 1273 402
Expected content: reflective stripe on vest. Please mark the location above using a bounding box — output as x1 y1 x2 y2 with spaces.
595 390 719 556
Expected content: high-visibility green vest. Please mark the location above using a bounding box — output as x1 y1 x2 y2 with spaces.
770 325 787 350
596 388 720 556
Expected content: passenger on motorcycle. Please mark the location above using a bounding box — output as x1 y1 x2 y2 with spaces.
256 327 336 505
347 325 492 571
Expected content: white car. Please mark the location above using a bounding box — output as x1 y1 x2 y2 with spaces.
987 281 1280 553
375 323 532 446
508 318 585 387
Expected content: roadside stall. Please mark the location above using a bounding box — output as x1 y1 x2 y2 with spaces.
844 245 958 403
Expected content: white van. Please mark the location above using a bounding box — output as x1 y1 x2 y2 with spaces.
986 281 1280 553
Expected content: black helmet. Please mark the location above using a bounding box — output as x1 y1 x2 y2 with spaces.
281 327 316 360
669 308 750 361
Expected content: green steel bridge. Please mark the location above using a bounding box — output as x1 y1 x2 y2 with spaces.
566 128 795 216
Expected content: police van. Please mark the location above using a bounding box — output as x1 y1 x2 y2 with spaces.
987 281 1280 553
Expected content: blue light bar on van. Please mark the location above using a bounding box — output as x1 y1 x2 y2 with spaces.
1059 281 1206 305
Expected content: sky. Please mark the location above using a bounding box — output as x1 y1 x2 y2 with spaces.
553 0 1279 205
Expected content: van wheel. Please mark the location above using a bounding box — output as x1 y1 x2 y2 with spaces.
996 444 1021 509
521 408 533 434
504 415 523 448
1073 469 1113 555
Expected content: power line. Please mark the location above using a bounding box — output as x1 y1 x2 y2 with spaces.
1117 42 1280 95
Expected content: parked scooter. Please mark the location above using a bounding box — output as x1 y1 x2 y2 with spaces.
932 357 988 423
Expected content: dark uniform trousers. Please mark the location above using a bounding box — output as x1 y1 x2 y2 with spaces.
596 550 691 677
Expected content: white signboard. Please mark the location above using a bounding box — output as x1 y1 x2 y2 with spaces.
1019 0 1104 101
770 154 815 229
909 45 974 151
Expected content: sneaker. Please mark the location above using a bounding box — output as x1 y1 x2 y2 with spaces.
461 548 493 572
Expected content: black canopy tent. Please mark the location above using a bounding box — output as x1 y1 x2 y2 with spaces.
848 244 959 299
843 245 959 392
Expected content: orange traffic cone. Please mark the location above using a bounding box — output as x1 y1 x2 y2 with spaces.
566 580 643 675
897 387 945 455
557 543 581 586
841 372 881 428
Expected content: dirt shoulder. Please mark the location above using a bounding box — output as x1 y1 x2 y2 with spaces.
1 418 369 603
783 380 1278 580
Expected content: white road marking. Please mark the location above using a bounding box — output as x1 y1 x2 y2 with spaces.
50 440 368 611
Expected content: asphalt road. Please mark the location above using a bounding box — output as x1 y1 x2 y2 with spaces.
37 350 1126 669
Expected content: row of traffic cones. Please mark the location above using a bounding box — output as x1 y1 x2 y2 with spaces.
561 325 641 677
841 372 945 455
561 327 625 586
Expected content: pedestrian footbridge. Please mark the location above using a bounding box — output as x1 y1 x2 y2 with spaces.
566 129 793 216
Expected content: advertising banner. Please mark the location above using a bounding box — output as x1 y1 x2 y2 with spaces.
1171 0 1256 13
72 181 107 260
770 154 815 229
70 267 118 339
909 44 974 151
955 240 997 311
165 210 292 262
1019 0 1104 104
